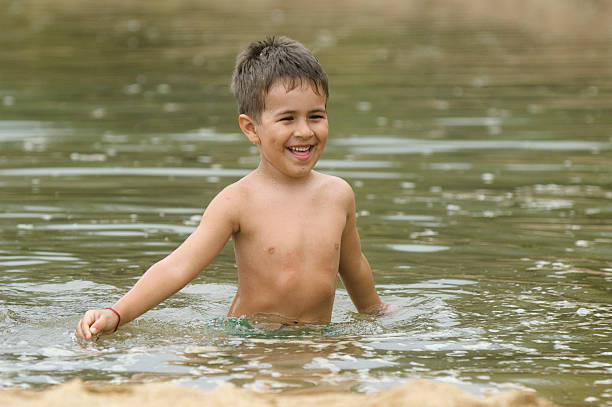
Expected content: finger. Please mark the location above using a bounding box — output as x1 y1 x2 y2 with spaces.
81 311 95 340
90 316 108 335
76 316 89 340
77 318 90 340
79 311 97 340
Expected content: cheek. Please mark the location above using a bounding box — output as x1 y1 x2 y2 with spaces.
262 134 285 149
318 131 329 146
273 138 288 150
316 123 329 140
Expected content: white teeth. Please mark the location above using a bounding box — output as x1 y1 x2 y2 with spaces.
289 146 310 152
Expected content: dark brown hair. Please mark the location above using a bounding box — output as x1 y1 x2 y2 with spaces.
231 36 329 122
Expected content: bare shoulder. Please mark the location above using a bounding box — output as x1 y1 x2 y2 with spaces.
217 169 263 197
313 172 355 205
203 175 254 232
212 178 246 205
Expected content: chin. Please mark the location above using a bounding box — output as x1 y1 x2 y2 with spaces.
289 166 316 178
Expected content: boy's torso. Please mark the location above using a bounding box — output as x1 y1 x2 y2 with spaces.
227 170 350 323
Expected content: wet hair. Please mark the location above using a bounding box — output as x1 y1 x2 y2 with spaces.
231 36 329 122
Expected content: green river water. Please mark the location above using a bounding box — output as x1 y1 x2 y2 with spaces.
1 1 611 406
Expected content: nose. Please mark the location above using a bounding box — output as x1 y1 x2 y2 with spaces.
294 118 314 138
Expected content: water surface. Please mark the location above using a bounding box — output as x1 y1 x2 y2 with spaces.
1 1 611 406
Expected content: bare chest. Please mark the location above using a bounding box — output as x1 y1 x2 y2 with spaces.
234 195 347 267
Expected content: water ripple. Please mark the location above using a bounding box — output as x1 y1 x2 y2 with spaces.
333 137 610 154
0 167 405 180
36 222 196 235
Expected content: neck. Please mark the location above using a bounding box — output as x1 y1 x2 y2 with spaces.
254 162 315 187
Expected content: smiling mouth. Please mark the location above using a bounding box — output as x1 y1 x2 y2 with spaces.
287 145 313 153
286 145 314 161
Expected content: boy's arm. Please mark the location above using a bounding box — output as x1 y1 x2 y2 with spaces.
337 184 386 314
76 186 240 340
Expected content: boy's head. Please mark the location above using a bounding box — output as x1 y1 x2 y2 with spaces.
231 36 328 123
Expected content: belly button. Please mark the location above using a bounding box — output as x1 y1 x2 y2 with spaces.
267 247 275 254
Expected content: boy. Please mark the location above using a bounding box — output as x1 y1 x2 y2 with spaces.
75 36 386 340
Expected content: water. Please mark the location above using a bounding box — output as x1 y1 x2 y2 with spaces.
1 1 611 406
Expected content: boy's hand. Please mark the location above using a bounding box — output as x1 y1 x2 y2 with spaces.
75 309 119 341
375 303 398 315
364 303 396 315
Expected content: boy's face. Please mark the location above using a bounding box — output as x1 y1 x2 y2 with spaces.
243 80 328 179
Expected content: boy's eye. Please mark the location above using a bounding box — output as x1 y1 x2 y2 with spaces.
310 114 325 120
279 116 293 121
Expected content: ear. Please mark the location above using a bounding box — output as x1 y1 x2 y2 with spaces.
238 114 260 145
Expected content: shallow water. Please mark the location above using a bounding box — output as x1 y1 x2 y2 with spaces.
1 1 611 406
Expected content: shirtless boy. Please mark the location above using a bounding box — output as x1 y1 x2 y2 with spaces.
76 36 386 340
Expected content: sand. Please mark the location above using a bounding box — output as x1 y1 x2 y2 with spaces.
0 379 558 407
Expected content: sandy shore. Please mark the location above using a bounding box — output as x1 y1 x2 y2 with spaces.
0 379 558 407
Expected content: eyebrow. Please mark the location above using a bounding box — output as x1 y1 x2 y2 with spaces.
276 108 327 116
